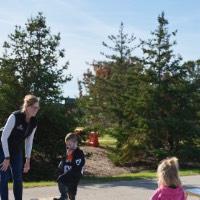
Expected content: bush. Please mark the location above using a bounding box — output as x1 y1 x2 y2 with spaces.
24 150 57 181
177 144 200 163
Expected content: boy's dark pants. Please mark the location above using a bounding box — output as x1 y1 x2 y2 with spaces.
58 180 77 200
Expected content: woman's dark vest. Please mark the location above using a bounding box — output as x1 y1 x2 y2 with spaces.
2 110 37 156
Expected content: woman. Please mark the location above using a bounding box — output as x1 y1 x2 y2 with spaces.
0 94 39 200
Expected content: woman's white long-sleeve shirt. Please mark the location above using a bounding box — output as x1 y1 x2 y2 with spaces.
1 114 36 158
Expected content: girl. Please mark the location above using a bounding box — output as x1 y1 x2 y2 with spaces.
150 157 187 200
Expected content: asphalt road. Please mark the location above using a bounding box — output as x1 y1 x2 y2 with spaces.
8 175 200 200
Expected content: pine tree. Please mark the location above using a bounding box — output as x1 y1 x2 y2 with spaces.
141 12 200 159
80 23 144 145
0 12 71 103
0 58 22 124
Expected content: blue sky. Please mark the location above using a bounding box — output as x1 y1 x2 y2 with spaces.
0 0 199 97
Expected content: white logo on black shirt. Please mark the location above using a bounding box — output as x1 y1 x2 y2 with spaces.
16 124 24 131
76 159 82 166
64 165 72 173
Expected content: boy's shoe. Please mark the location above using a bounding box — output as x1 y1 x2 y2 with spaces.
68 193 75 200
53 198 67 200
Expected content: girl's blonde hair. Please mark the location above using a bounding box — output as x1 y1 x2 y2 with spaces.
21 94 39 112
157 157 181 187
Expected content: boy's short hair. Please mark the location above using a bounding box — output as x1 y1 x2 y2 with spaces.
65 132 78 143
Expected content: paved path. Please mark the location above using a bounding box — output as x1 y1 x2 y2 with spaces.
8 175 200 200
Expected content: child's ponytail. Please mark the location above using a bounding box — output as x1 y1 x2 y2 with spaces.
157 157 181 187
168 157 179 169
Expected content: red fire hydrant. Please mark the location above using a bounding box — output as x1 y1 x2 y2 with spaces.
88 131 99 147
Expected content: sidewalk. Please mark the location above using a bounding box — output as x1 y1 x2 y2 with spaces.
9 175 200 200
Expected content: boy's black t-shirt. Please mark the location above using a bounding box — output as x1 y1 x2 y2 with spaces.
57 147 85 186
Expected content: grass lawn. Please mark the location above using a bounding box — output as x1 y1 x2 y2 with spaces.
98 134 117 148
9 181 56 188
82 169 200 183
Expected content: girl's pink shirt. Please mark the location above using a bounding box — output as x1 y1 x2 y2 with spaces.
150 186 186 200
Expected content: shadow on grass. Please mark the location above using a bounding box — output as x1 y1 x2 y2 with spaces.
81 176 157 190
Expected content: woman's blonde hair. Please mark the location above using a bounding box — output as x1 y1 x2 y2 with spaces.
157 157 181 187
21 94 39 112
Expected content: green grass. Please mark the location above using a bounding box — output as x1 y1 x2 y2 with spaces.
82 171 156 183
99 134 117 148
82 169 200 183
8 168 199 188
179 168 200 176
9 181 56 188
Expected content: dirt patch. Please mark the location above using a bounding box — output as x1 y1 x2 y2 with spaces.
82 146 130 176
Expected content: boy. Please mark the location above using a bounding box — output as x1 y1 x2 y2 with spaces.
53 132 85 200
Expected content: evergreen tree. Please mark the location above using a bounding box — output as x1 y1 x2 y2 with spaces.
0 58 22 124
80 23 144 146
141 12 200 160
0 12 71 103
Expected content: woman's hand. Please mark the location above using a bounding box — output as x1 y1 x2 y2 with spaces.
23 158 30 173
0 159 10 171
